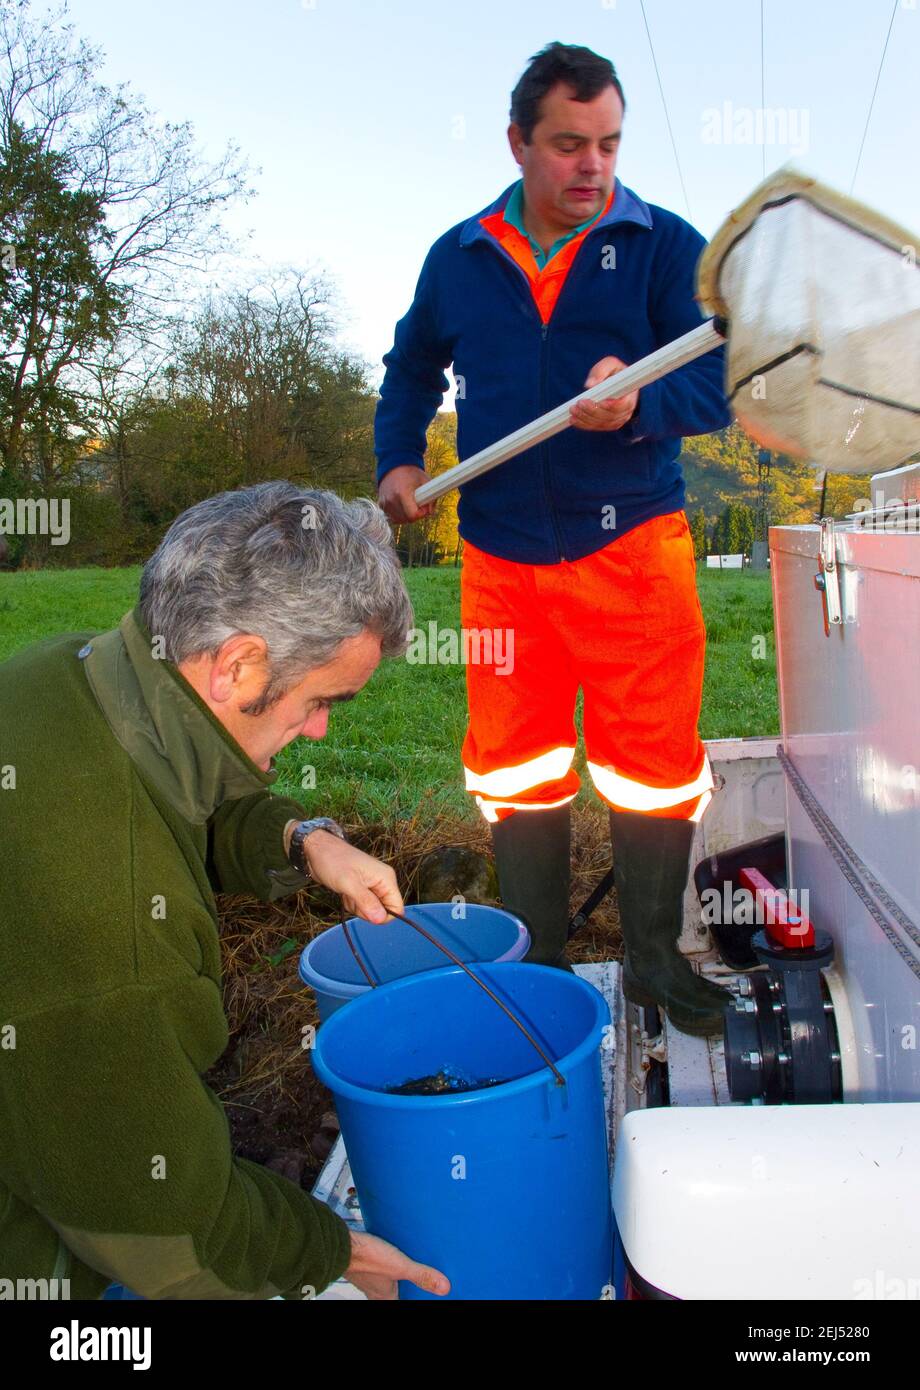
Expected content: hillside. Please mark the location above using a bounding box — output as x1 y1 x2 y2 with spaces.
680 423 873 527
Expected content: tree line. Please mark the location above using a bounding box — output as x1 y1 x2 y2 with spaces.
689 501 757 559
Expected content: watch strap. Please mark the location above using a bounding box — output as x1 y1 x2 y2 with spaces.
287 817 347 875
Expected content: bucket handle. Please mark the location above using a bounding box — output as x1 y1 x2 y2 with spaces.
341 905 566 1087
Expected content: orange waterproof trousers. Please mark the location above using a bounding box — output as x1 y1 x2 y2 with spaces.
460 510 713 824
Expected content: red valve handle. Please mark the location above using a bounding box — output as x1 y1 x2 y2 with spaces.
738 866 816 949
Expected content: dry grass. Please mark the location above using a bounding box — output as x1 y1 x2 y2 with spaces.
206 804 622 1182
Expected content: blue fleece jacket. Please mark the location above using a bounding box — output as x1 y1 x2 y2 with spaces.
374 179 732 565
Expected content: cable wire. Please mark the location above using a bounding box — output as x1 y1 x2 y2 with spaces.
850 0 899 194
639 0 692 222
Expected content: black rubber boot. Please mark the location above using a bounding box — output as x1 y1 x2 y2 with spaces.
490 805 574 971
610 808 732 1037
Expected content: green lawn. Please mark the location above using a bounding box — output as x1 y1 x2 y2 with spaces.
0 564 777 822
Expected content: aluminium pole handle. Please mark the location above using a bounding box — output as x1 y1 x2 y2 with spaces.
414 317 725 505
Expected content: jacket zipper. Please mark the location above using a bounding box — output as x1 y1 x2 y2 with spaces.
539 319 565 562
479 236 569 562
535 225 619 564
538 236 603 566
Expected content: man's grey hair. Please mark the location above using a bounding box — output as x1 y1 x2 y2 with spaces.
139 483 413 712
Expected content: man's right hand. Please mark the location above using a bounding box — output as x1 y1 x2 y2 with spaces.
377 464 435 525
345 1228 451 1300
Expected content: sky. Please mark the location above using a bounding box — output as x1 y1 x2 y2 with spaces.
63 0 920 388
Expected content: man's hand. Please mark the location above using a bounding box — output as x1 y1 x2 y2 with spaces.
377 464 435 525
302 830 403 923
345 1229 450 1301
570 356 639 432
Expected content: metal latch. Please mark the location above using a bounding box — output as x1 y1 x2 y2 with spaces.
813 517 842 635
629 1021 668 1097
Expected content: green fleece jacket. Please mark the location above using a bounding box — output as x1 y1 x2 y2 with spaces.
0 608 352 1299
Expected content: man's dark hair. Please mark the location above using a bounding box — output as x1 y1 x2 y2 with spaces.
510 42 625 143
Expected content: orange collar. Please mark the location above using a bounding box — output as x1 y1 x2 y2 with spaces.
479 188 615 324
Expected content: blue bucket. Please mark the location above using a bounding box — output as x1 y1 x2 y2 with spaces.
299 902 529 1020
311 961 612 1300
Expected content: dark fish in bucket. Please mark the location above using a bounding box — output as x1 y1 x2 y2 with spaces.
387 1067 507 1096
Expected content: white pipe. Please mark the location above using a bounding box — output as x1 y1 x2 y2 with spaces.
415 318 725 505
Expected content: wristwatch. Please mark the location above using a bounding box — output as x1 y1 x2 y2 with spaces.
287 817 347 876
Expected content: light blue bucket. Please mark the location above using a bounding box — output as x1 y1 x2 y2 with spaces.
299 902 529 1020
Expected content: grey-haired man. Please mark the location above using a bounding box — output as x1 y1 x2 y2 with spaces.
0 482 450 1301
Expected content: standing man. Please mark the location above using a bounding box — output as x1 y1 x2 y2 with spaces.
376 43 733 1036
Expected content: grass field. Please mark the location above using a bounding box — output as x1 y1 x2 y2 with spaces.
0 563 777 822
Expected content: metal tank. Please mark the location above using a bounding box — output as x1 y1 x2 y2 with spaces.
770 462 920 1101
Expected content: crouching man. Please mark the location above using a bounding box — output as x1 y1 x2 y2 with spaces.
0 482 449 1301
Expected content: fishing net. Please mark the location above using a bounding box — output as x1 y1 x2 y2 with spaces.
698 169 920 475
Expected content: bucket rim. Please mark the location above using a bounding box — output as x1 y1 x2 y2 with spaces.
298 903 530 999
311 961 610 1108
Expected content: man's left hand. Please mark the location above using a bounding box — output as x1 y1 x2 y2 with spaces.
302 830 404 924
570 356 639 432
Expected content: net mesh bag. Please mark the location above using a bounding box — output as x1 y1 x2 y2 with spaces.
698 169 920 476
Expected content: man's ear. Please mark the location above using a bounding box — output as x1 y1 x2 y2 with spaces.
507 122 525 166
209 634 269 705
